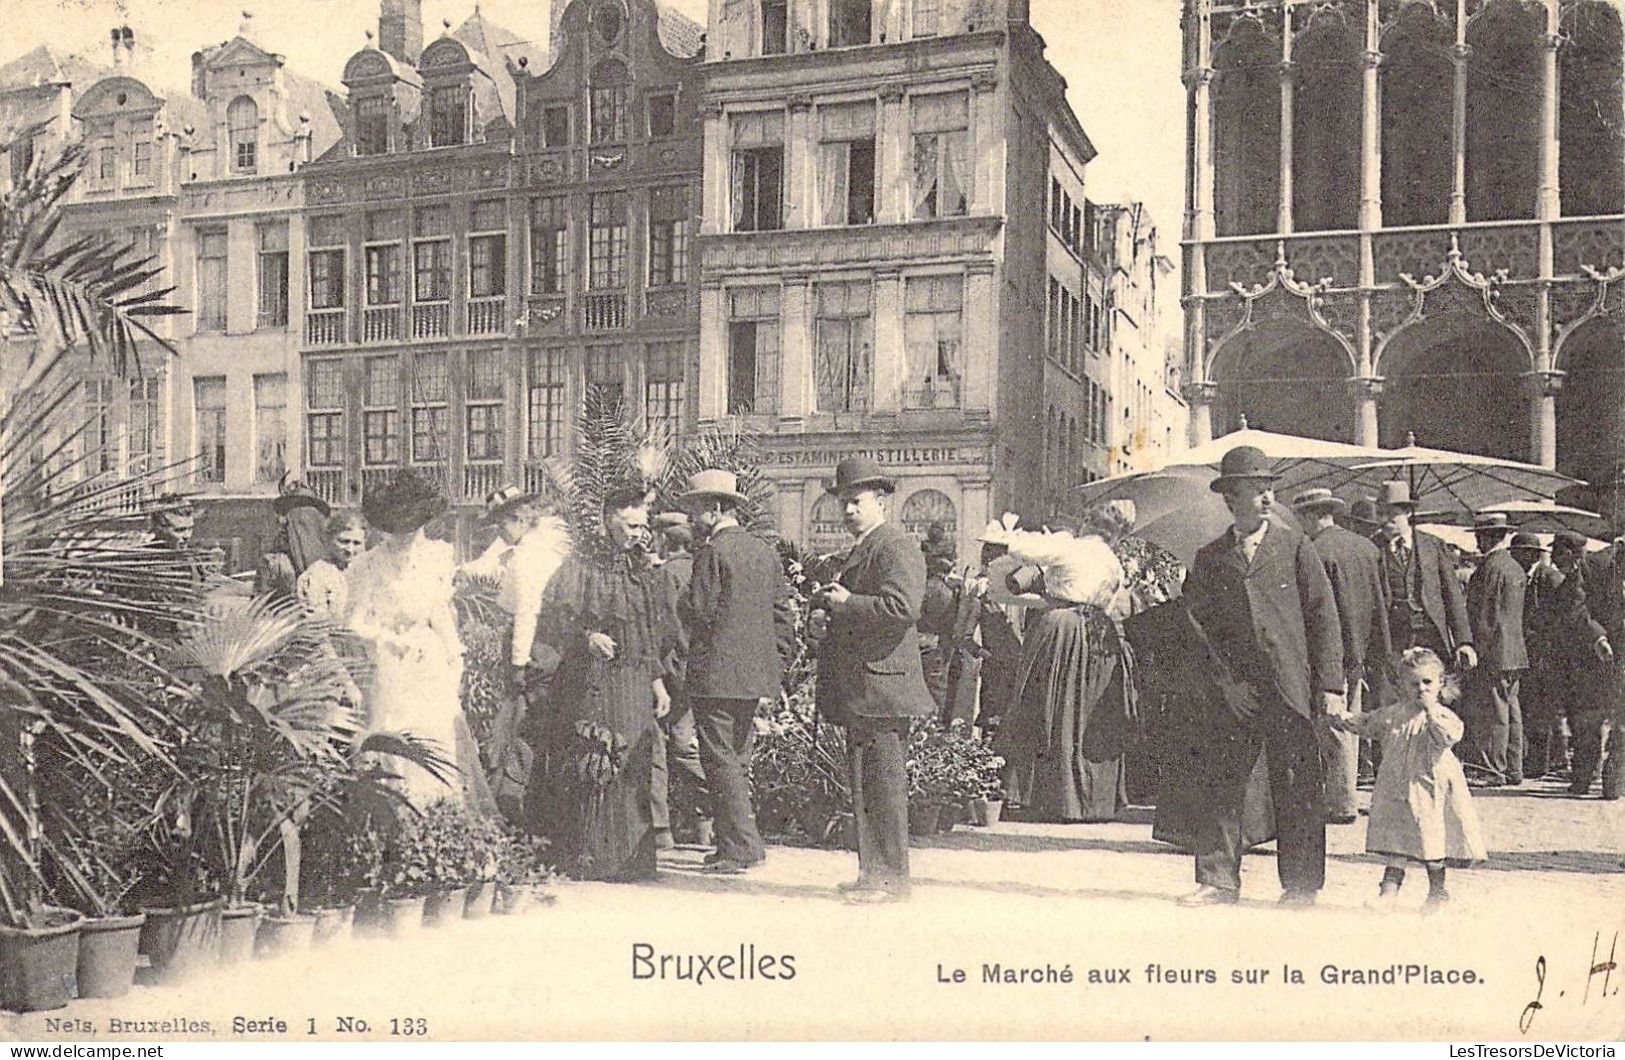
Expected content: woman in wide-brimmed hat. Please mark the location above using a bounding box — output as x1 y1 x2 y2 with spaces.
346 469 494 814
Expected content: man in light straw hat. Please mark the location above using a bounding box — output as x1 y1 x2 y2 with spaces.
1292 487 1391 824
809 457 935 903
678 469 794 874
1178 446 1343 908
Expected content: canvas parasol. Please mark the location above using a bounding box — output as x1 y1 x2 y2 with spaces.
1315 440 1582 515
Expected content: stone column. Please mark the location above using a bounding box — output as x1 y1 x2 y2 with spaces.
1528 369 1562 470
970 71 1000 216
963 260 996 413
871 268 905 412
1450 4 1469 225
780 274 813 419
876 85 907 225
698 278 727 419
1537 12 1561 223
785 94 815 230
1278 59 1296 236
701 102 729 236
1183 379 1218 447
1359 13 1382 232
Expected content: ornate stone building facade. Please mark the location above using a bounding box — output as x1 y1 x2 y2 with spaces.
1182 0 1625 519
700 0 1109 558
301 0 701 550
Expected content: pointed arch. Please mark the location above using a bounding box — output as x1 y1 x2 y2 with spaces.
1213 18 1282 237
1381 3 1455 226
1293 9 1363 231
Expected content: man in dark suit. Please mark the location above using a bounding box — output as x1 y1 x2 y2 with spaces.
1292 488 1391 823
810 457 936 903
1578 535 1623 799
1179 446 1345 908
678 471 794 873
650 511 711 852
1374 480 1476 667
1513 533 1565 781
1464 513 1530 786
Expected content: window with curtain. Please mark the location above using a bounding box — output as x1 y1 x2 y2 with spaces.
730 110 786 232
818 102 877 226
648 186 688 287
904 274 963 385
814 281 871 413
728 287 780 415
228 96 258 173
645 342 686 441
530 197 569 294
413 207 451 303
306 361 345 468
470 235 506 298
308 216 346 310
829 0 872 47
466 350 505 462
913 0 941 37
366 243 403 304
589 192 628 289
590 60 630 143
84 378 116 474
128 376 162 475
430 85 468 147
194 377 227 484
97 144 115 184
356 96 389 155
253 373 287 485
363 356 401 465
256 223 289 328
196 229 228 332
911 92 970 219
527 349 566 459
410 353 449 463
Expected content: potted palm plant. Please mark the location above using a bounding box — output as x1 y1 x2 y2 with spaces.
299 803 386 945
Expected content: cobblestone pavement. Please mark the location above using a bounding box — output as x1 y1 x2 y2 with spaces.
6 778 1623 1042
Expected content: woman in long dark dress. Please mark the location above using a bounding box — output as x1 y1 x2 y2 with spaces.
526 489 672 882
990 528 1136 822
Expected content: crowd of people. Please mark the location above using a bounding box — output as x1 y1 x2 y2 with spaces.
157 440 1620 910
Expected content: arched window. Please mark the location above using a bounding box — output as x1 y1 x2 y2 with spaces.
1213 20 1282 237
228 96 258 174
900 489 957 546
808 492 847 554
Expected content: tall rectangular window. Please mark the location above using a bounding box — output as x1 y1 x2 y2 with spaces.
97 144 115 184
466 350 505 463
131 140 152 179
762 0 789 53
904 274 963 387
256 223 289 328
413 206 451 302
469 200 507 298
529 196 568 295
363 356 401 466
195 229 228 332
648 186 688 287
366 243 403 304
430 86 467 147
305 360 345 468
356 96 389 156
84 378 116 474
815 281 872 413
818 103 877 226
645 342 685 441
829 0 872 47
727 287 780 415
729 110 785 232
541 105 570 147
913 0 941 37
128 377 161 475
410 352 449 463
194 376 227 484
588 192 628 290
307 216 347 310
527 349 566 460
253 373 287 485
912 92 970 219
584 346 623 410
591 85 628 143
647 92 677 138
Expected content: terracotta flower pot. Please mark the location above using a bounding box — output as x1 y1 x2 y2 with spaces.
983 799 1004 826
139 898 224 985
938 802 965 833
218 904 263 965
0 908 83 1013
492 883 532 916
967 797 991 826
256 914 316 960
383 896 426 938
423 887 468 928
352 889 387 938
907 802 941 838
75 913 145 1000
463 882 496 920
310 905 354 946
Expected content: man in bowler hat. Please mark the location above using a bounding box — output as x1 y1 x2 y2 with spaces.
809 457 936 903
679 471 794 873
1179 446 1344 907
1292 487 1391 823
1464 512 1529 786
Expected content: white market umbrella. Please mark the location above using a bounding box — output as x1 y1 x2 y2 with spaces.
1326 444 1582 515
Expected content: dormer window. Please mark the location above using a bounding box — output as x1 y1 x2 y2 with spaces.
228 96 258 173
356 96 390 156
762 0 789 54
590 60 629 144
429 85 468 147
829 0 872 48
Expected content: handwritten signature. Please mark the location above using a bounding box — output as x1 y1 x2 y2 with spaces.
1520 932 1620 1036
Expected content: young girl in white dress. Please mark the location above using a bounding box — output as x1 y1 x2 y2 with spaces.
1333 647 1488 911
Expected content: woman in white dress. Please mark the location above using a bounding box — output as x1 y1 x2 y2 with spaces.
346 470 493 814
